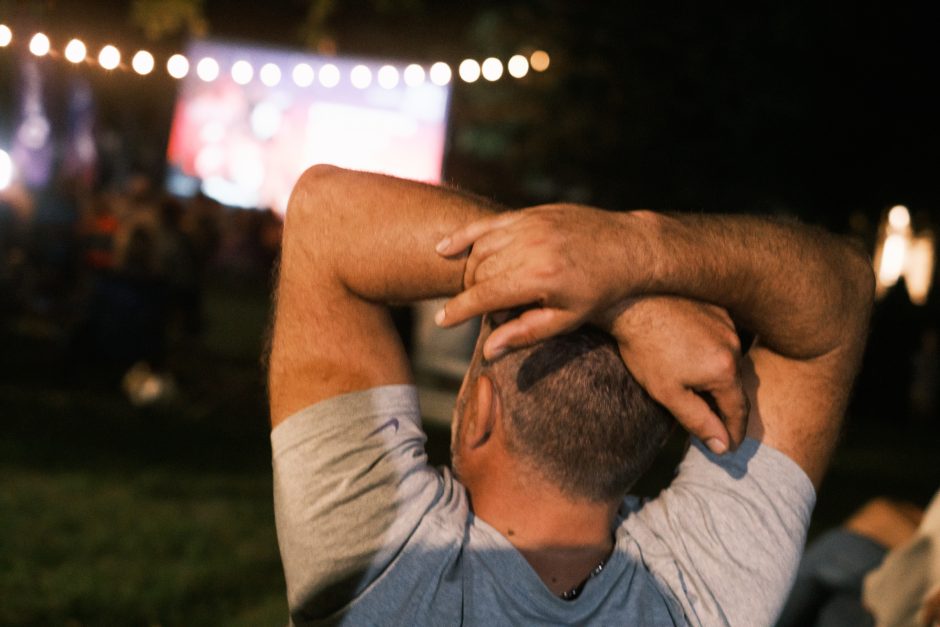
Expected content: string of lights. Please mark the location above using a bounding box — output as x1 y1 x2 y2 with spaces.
0 23 551 88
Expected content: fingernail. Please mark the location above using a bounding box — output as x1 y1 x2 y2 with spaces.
488 345 506 360
706 437 728 455
434 309 446 326
435 237 451 254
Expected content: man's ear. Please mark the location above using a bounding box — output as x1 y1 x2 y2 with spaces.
468 374 500 448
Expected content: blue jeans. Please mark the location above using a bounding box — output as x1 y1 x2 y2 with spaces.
776 529 887 627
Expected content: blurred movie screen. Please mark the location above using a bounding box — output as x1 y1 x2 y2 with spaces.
166 40 452 214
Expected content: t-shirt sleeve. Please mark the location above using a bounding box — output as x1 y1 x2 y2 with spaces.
270 385 451 622
622 438 816 627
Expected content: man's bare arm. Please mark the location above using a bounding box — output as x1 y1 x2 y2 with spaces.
641 212 873 486
436 206 874 486
268 165 497 425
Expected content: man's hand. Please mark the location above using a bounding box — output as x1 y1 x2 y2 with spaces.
610 297 748 454
435 204 643 359
435 207 748 451
920 583 940 627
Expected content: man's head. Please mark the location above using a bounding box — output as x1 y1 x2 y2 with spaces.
452 313 674 504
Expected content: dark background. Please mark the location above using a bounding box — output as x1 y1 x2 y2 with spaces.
3 0 937 220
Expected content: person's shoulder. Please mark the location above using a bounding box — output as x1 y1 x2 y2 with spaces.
271 384 420 453
676 437 815 499
618 437 817 561
616 439 818 626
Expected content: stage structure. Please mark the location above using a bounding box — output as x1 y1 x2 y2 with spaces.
165 39 452 214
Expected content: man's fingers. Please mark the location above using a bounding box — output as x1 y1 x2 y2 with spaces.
462 229 517 289
483 308 577 360
436 279 540 328
657 388 732 455
707 378 749 450
436 212 523 257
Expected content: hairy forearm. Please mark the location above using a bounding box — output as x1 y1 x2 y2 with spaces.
622 211 875 359
283 165 500 301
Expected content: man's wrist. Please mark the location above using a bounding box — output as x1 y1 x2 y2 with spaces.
609 209 664 298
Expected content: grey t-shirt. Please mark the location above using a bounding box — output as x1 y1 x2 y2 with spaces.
272 385 815 626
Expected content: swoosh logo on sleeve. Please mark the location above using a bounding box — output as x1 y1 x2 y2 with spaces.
367 417 400 437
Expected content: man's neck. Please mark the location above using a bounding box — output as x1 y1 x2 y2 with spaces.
470 476 619 597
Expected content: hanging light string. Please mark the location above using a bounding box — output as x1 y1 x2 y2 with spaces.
0 23 549 87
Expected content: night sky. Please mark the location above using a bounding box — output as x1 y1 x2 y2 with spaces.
1 0 937 225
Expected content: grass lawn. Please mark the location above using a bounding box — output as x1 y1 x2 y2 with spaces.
0 275 286 625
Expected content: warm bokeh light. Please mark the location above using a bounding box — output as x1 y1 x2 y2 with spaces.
231 60 253 85
98 45 121 70
64 39 87 64
196 57 220 82
350 64 372 89
429 62 451 86
905 234 935 305
319 63 340 87
132 50 154 75
530 50 550 72
403 64 425 87
377 65 399 89
507 54 529 78
260 62 281 87
292 62 314 87
481 57 503 81
458 59 481 83
29 33 50 57
874 205 934 303
888 204 911 230
0 24 12 47
0 148 13 191
167 54 189 79
878 233 909 288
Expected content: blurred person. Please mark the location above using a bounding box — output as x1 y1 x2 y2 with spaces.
268 166 873 625
184 192 223 273
77 192 119 273
155 196 200 337
0 182 35 314
99 224 166 370
71 222 168 378
778 490 940 627
864 489 940 627
218 208 272 277
28 170 82 315
174 192 223 335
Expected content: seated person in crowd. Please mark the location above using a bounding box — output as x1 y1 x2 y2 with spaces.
268 166 873 625
778 489 940 627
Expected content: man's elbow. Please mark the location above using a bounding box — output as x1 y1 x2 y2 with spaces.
844 241 876 320
837 239 876 347
282 165 356 244
288 164 343 212
298 163 345 187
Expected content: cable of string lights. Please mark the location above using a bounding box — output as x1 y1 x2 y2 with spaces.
0 22 550 88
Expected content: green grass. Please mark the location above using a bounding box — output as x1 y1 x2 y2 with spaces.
0 468 285 626
0 277 289 626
